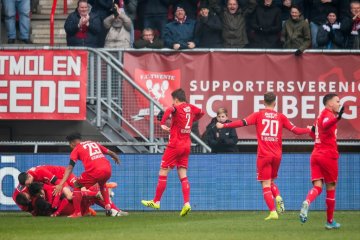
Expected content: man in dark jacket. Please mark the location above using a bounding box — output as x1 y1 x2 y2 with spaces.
222 0 257 48
163 4 197 49
341 0 360 49
138 0 173 37
134 28 164 48
250 0 282 48
204 108 238 153
64 0 102 48
316 9 344 49
195 2 223 47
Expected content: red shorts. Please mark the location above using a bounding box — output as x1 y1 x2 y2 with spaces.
76 170 111 189
256 157 281 181
161 146 190 169
311 153 338 183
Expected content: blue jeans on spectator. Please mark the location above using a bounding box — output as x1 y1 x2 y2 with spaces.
3 0 30 40
310 22 319 49
143 15 168 38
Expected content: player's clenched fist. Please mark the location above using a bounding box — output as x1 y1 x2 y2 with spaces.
216 122 224 129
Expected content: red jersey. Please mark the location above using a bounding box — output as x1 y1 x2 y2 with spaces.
70 141 110 173
161 103 204 148
27 165 73 186
312 108 339 158
224 109 310 158
12 184 30 212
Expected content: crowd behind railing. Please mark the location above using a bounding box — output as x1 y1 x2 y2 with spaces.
2 0 360 51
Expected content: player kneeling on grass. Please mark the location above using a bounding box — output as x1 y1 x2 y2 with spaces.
141 88 204 216
217 92 311 220
299 93 345 229
54 133 120 218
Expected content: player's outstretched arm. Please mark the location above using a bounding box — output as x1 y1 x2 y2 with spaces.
53 164 74 195
107 150 120 164
218 119 246 129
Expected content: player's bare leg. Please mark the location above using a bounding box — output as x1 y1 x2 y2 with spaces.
142 168 170 210
300 180 323 223
178 167 191 217
262 180 278 220
271 180 285 214
325 182 340 229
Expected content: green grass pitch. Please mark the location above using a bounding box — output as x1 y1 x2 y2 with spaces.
1 211 359 240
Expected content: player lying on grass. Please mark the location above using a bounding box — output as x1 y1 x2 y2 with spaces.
217 92 311 220
19 181 127 217
300 93 345 229
54 133 120 218
141 88 204 216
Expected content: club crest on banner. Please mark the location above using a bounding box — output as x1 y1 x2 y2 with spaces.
131 69 180 121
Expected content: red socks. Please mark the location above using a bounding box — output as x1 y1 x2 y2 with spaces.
99 186 111 207
263 187 275 211
180 177 190 204
306 186 323 205
72 190 82 215
270 182 280 198
81 190 98 198
326 190 336 223
153 175 167 203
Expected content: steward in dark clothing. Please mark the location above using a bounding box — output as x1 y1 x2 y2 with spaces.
250 1 282 48
195 3 223 48
64 7 102 47
204 118 238 153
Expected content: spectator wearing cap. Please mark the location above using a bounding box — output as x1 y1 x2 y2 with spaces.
250 0 282 48
281 5 311 55
221 0 257 48
138 0 172 37
103 4 132 48
195 2 223 48
134 28 164 48
308 0 339 48
163 4 197 50
316 9 344 49
64 0 102 48
341 0 360 49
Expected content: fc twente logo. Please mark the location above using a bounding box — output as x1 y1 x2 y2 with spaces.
131 69 181 121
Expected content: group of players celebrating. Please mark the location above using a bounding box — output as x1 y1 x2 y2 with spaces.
13 88 344 230
13 138 128 217
141 89 344 230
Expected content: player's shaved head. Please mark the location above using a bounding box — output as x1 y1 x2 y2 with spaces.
171 88 187 102
264 92 276 106
323 93 338 106
18 172 28 186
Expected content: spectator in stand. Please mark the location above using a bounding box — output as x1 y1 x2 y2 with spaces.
123 0 138 45
222 0 257 48
174 0 199 19
281 5 311 55
88 0 113 47
103 4 132 48
316 9 344 49
338 0 351 20
163 4 197 50
138 0 173 37
64 0 102 48
280 0 292 23
195 2 223 47
203 108 238 153
308 0 339 48
250 0 282 48
134 28 164 48
3 0 31 43
200 0 225 15
341 1 360 49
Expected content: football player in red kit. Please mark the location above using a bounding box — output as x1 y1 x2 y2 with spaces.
141 88 204 216
217 92 311 220
299 93 344 229
54 133 120 218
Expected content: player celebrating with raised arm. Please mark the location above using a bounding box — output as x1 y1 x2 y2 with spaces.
141 88 204 216
217 92 311 220
299 93 344 229
54 133 120 218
